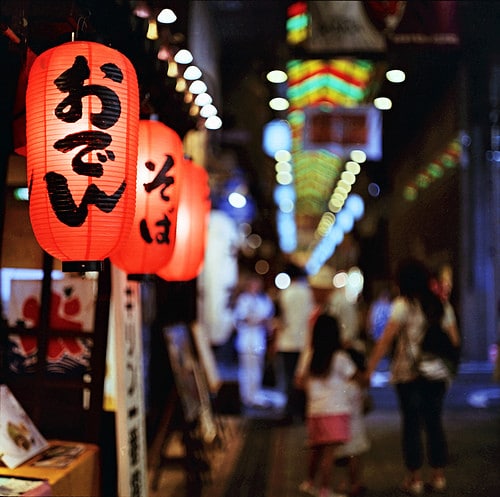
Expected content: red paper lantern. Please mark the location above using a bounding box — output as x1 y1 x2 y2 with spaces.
157 158 211 282
110 119 184 275
26 41 139 272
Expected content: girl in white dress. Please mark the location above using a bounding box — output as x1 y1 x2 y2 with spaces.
299 313 362 497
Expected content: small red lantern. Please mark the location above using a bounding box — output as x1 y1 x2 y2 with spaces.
157 158 211 282
26 41 139 271
110 119 184 275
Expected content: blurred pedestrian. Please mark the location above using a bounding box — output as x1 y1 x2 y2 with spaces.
299 313 362 497
295 265 336 389
233 274 275 408
334 346 371 497
366 258 461 495
276 262 314 422
326 273 371 496
366 287 392 344
329 284 362 351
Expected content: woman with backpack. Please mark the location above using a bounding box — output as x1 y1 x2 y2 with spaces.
365 258 460 495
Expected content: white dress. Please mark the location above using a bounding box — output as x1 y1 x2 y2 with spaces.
335 380 371 458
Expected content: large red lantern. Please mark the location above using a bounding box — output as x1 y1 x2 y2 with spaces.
26 41 139 272
157 158 211 282
110 119 184 275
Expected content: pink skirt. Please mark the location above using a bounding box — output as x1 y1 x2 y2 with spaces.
306 414 350 446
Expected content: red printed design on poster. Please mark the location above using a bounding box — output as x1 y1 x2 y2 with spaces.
7 279 96 375
110 120 184 275
26 41 139 271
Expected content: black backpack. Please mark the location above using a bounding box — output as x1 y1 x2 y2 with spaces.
421 322 461 376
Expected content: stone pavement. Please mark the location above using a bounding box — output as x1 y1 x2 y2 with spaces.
149 362 500 497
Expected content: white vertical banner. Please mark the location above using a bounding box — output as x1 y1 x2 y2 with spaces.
110 265 148 497
197 210 239 346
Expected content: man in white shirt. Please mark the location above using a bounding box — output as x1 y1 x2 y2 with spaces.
276 263 314 422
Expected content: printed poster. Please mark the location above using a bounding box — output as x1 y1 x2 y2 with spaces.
6 278 96 376
0 385 49 468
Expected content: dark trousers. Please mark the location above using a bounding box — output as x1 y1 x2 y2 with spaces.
280 351 306 419
395 377 448 471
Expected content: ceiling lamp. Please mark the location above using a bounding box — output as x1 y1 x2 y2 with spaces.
386 69 406 83
275 150 291 162
189 80 207 94
26 41 139 272
262 119 291 157
133 1 150 18
157 8 177 24
275 161 292 173
266 69 288 84
205 115 222 130
175 78 187 92
183 65 202 80
157 46 170 61
174 49 193 65
167 61 179 78
194 93 212 106
350 149 366 163
269 97 289 111
146 19 159 40
276 171 293 185
374 96 392 110
340 170 356 184
199 104 217 118
228 192 246 209
110 120 184 276
345 161 361 175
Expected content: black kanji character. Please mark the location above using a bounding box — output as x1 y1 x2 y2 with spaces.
54 55 122 129
54 130 115 177
44 171 126 227
143 154 175 201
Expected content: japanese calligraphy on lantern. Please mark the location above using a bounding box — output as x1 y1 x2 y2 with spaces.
110 120 184 275
26 41 139 270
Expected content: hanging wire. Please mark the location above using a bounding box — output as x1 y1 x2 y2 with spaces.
75 14 89 41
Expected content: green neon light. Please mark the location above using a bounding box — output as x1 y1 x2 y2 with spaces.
441 154 457 168
286 13 309 32
288 74 366 103
403 186 418 201
427 162 444 178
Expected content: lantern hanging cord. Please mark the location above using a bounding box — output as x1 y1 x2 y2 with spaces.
75 13 89 41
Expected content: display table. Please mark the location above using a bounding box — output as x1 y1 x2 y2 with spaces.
0 440 100 496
